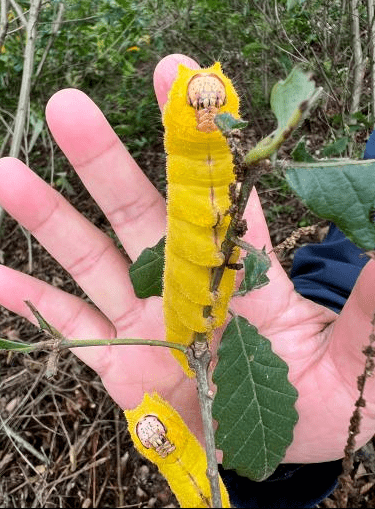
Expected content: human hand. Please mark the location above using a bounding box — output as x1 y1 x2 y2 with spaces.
0 54 374 465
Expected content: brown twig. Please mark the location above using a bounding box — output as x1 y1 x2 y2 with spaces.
0 0 10 50
271 225 318 255
334 311 375 507
187 342 221 508
115 408 124 507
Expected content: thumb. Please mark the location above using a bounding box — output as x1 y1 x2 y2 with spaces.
327 259 375 390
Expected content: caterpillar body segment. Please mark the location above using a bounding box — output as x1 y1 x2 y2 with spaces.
125 393 231 508
167 182 231 227
163 62 241 375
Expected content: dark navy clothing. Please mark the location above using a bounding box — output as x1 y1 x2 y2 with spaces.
219 460 343 508
291 223 368 314
220 132 375 507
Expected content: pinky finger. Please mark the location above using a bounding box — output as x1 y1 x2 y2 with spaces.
0 265 115 375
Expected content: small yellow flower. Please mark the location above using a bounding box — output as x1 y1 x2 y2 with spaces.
126 45 140 52
138 34 151 45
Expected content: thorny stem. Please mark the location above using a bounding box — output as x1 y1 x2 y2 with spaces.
187 342 222 508
334 311 375 507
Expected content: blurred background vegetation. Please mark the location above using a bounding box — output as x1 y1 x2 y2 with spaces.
2 0 375 192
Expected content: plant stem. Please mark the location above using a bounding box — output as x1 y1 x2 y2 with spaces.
9 336 188 354
349 0 366 116
1 0 42 229
210 160 265 295
22 301 187 354
33 2 65 82
0 415 49 465
335 311 375 507
0 0 9 50
189 137 266 506
59 337 187 352
187 342 222 508
10 0 42 158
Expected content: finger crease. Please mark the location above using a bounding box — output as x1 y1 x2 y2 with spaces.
113 303 144 333
107 194 162 229
29 197 60 235
67 240 114 278
73 138 119 170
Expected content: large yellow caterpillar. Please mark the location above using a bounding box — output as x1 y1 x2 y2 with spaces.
163 62 240 375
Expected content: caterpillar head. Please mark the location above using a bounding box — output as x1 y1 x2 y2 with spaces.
187 73 226 133
163 62 239 138
136 414 176 458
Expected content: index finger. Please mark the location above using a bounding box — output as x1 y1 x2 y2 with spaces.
45 54 200 261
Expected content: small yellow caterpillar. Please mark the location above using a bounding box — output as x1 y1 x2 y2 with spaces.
162 62 240 374
125 392 230 508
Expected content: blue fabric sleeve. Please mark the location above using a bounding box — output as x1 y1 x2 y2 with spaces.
220 130 375 508
290 223 368 313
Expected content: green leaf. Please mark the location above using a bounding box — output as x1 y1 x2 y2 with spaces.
212 315 298 481
242 42 269 57
238 247 271 295
270 67 316 140
322 136 349 157
287 0 307 9
215 112 248 133
129 237 165 298
25 300 65 338
245 67 321 165
291 137 316 162
286 160 375 250
0 338 34 352
351 111 374 129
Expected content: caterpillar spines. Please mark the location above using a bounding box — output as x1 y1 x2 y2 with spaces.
163 62 240 375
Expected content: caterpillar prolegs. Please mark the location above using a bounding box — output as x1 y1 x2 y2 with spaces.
162 62 241 375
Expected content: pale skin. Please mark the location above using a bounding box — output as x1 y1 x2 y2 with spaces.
1 53 375 466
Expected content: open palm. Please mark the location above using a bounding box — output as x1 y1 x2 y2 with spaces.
0 54 374 465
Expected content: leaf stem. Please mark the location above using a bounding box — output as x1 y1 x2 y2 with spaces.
187 342 222 508
21 301 188 355
59 337 187 352
210 160 265 296
0 336 188 354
